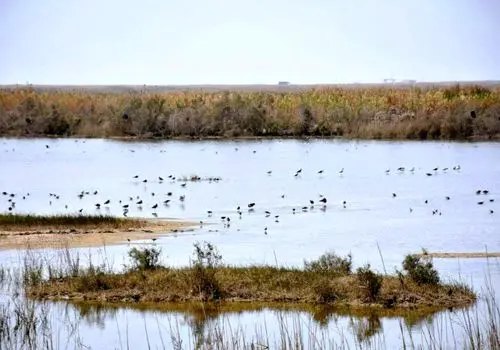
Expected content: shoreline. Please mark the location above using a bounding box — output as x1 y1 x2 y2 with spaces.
1 134 500 142
0 218 194 250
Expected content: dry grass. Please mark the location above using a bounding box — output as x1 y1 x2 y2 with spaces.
0 214 139 231
1 84 499 140
28 265 475 310
0 214 191 250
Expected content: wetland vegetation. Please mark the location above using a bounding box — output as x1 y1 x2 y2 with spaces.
0 214 190 250
26 243 475 311
1 83 499 140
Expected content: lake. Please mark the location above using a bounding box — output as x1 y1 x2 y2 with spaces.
1 137 499 349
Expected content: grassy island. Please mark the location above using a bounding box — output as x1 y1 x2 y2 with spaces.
26 242 476 311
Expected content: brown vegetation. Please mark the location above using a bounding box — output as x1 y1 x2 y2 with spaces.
1 84 499 140
26 247 476 310
0 214 190 250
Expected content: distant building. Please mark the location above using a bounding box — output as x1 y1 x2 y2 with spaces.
278 81 291 86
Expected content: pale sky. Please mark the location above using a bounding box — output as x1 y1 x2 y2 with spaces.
1 0 499 85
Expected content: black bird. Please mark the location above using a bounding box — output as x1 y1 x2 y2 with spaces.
152 204 158 209
104 199 110 205
136 200 143 205
426 173 433 177
319 197 327 203
152 238 157 242
159 176 164 181
237 206 240 211
483 190 489 195
163 200 170 205
445 196 450 200
490 199 495 202
425 200 428 204
490 210 494 214
179 195 185 201
45 145 49 149
318 170 324 174
122 204 129 208
478 201 484 205
95 203 101 209
93 190 98 195
476 190 481 195
392 193 397 198
248 203 255 208
267 171 272 175
309 200 314 205
167 192 172 196
133 175 139 179
296 169 302 174
207 211 213 216
433 167 439 171
142 179 147 183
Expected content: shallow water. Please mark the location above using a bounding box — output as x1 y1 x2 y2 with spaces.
1 137 499 349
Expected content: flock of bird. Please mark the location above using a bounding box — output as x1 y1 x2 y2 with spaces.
2 160 496 240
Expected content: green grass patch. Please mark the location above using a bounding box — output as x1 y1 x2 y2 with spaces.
0 213 143 231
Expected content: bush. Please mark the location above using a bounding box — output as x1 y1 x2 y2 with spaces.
402 254 440 285
128 247 162 271
190 242 223 301
356 264 382 302
304 251 352 275
312 280 340 303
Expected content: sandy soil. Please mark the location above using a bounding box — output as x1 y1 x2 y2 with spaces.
0 220 195 250
417 252 500 259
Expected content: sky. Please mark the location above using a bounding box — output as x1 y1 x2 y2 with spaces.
0 0 499 85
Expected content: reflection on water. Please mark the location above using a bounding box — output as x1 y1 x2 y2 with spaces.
61 300 463 348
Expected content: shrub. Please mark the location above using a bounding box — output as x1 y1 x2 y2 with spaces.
190 242 222 301
356 264 382 302
304 251 352 275
402 254 440 285
312 280 340 303
128 247 162 271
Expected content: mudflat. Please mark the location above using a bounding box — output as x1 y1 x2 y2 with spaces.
0 219 192 250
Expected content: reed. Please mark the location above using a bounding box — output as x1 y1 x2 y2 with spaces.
1 84 499 140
